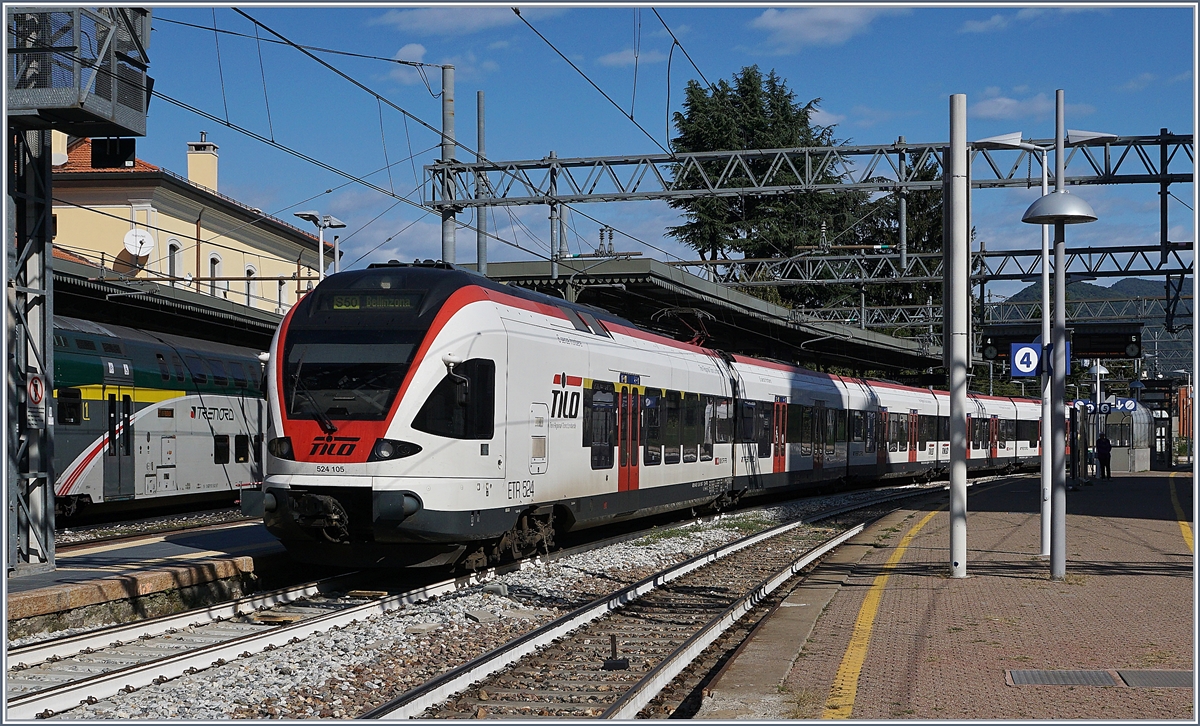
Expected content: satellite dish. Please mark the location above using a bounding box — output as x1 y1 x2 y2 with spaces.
123 229 154 257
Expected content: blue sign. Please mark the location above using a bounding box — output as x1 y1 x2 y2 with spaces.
1010 343 1041 377
1043 341 1072 373
1113 397 1138 412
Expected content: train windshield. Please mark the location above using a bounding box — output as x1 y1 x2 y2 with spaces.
283 329 421 421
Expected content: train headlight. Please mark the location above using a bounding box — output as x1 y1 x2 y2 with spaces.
369 438 422 462
267 437 294 460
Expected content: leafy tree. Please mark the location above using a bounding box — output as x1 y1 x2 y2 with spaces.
667 66 868 262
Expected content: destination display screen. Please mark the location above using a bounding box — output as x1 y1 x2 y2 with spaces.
320 291 422 312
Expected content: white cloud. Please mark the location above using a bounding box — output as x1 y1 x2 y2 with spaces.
597 48 668 67
810 107 845 128
970 93 1055 120
387 43 428 85
370 6 564 36
488 40 510 50
749 7 907 53
1119 73 1157 92
959 14 1009 33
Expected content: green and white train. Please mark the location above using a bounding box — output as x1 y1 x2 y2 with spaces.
52 316 266 519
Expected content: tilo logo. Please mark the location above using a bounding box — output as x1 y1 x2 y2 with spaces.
310 435 360 457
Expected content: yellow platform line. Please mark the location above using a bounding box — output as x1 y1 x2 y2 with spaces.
1168 472 1194 554
822 507 941 720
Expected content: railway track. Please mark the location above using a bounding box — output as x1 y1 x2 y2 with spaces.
362 498 895 719
9 481 956 720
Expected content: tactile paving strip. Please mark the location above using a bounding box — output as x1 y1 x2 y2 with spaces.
1117 670 1194 688
1007 670 1118 686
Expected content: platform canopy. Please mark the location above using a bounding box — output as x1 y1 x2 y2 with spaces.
467 257 942 373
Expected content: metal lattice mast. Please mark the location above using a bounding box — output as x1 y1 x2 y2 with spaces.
7 128 55 575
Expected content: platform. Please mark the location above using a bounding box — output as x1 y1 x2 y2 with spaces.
697 469 1195 720
5 522 294 640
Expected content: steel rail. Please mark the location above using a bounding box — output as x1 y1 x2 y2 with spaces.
601 524 863 718
361 485 938 720
5 571 495 719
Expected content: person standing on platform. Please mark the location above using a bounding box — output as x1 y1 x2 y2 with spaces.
1096 432 1112 479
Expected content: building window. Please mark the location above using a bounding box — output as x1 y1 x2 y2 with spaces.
209 255 222 297
244 266 256 307
167 240 181 285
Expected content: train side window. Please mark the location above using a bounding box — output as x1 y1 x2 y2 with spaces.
583 382 615 469
786 403 804 444
642 388 662 465
184 355 208 384
864 411 876 453
714 397 734 443
700 395 714 461
825 408 837 455
682 393 700 463
756 402 773 458
938 416 950 441
663 390 681 464
102 342 123 355
57 388 82 425
214 435 230 465
736 400 756 444
229 362 248 388
155 353 171 381
836 409 847 443
234 434 250 463
800 405 813 456
207 359 229 386
171 354 186 382
412 358 496 440
850 411 864 442
75 338 96 350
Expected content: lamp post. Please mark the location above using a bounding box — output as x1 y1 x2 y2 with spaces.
294 211 347 281
1020 90 1098 581
975 131 1053 556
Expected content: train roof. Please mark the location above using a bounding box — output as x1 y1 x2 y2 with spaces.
55 315 262 360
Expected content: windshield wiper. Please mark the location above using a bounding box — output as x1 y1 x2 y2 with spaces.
291 354 338 434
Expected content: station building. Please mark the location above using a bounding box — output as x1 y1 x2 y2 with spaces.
50 132 327 315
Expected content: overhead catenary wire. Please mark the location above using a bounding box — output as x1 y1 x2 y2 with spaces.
512 7 674 158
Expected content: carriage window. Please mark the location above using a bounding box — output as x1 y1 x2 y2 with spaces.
229 362 248 388
171 354 186 382
700 395 714 461
642 388 662 466
156 353 171 381
683 393 701 463
865 411 877 453
825 408 837 455
57 388 82 425
713 397 734 444
787 403 805 444
214 435 230 465
235 434 250 463
206 358 229 386
663 390 681 465
583 383 615 469
938 416 950 441
758 403 774 458
75 338 96 350
412 359 495 440
102 342 123 355
800 405 813 456
851 411 865 443
836 409 847 443
184 355 208 384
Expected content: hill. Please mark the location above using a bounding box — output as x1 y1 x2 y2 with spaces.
1003 277 1191 304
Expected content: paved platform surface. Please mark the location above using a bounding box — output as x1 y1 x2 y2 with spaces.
697 469 1194 720
6 523 286 622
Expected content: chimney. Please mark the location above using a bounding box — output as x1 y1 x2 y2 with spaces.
187 131 219 190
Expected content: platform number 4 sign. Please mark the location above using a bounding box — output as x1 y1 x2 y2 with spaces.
1010 343 1041 378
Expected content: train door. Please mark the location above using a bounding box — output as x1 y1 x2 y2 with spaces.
103 389 135 500
617 385 640 491
772 397 787 473
908 411 919 463
877 408 888 468
812 402 825 472
989 416 999 461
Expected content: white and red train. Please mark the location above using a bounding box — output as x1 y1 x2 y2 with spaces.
261 261 1042 568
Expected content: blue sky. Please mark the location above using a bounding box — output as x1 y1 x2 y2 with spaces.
136 3 1195 299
